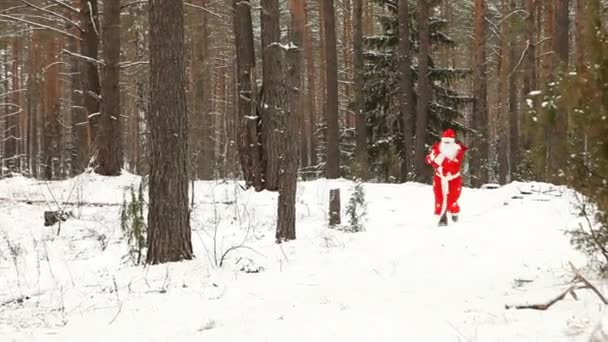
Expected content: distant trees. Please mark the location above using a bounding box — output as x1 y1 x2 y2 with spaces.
0 0 606 259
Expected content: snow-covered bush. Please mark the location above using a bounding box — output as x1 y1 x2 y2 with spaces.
120 182 146 265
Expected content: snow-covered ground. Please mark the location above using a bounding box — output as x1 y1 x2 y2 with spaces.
0 172 606 341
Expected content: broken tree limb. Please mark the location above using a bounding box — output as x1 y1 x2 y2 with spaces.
505 282 580 310
506 262 608 310
569 262 608 305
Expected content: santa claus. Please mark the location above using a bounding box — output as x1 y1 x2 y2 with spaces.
425 129 468 226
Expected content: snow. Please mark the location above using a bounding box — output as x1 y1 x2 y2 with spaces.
0 174 606 341
529 90 542 96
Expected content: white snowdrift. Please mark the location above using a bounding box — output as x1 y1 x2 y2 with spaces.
0 173 605 341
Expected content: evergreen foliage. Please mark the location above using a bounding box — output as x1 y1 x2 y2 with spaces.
544 1 608 268
345 180 367 232
362 0 472 181
120 182 147 265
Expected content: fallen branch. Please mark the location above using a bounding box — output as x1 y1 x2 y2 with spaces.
505 282 579 310
0 198 122 207
506 263 608 310
569 262 608 305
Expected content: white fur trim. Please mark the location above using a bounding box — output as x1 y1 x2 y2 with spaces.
441 137 455 143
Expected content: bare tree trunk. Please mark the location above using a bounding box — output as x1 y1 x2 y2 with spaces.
414 0 431 182
96 0 122 175
574 0 585 73
398 0 413 181
317 0 326 145
497 0 509 185
80 0 100 167
68 28 87 176
6 36 20 173
522 0 536 152
259 0 285 191
353 0 369 180
323 0 340 179
548 0 569 183
42 35 62 180
27 32 39 178
553 0 569 66
234 0 263 190
508 0 520 178
275 0 303 242
304 4 317 166
146 0 193 264
470 0 489 187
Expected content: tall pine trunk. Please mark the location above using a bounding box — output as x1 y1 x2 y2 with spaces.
146 0 193 264
96 0 122 175
322 0 340 178
80 0 100 168
508 0 519 178
398 0 413 181
414 0 431 182
470 0 489 187
353 0 369 180
233 0 263 189
276 0 304 242
260 0 286 191
304 4 317 167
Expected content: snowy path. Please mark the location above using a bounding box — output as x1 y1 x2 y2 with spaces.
0 174 605 341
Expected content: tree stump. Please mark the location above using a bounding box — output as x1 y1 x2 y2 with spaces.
329 189 341 226
44 211 72 226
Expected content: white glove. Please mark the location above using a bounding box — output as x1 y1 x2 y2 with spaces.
434 153 446 165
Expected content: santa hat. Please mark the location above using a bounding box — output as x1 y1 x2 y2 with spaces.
441 129 456 142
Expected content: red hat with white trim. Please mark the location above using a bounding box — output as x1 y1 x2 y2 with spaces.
441 129 456 141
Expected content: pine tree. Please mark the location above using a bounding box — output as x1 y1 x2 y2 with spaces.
362 0 471 182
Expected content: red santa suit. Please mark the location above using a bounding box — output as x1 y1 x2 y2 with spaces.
425 129 467 217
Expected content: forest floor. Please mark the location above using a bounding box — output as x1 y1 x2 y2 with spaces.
0 172 606 341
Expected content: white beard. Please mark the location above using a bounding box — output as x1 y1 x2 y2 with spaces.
439 141 460 160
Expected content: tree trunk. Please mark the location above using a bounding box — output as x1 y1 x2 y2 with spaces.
541 0 553 83
470 0 489 187
96 0 122 175
508 0 520 178
398 0 413 181
277 0 303 241
521 0 537 153
68 26 87 176
233 0 263 189
553 0 569 66
80 0 100 167
414 0 431 182
353 0 369 180
497 0 509 185
6 36 20 173
549 0 569 183
304 3 317 166
317 0 326 152
260 0 286 191
322 0 340 179
146 0 193 264
574 0 585 73
27 32 39 178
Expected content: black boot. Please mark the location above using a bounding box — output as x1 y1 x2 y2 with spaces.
451 214 458 223
438 213 448 226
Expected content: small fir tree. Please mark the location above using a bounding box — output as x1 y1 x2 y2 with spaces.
120 182 147 265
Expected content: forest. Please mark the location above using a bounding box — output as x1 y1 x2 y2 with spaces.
1 0 608 340
0 0 607 266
